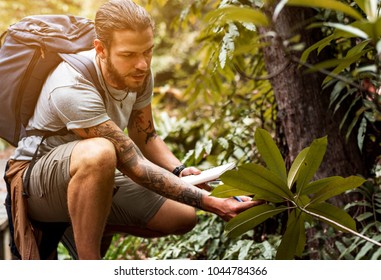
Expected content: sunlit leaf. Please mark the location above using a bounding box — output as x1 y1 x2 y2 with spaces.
306 202 357 232
225 204 288 238
284 0 363 21
255 128 287 182
355 0 378 21
320 22 369 39
204 6 269 27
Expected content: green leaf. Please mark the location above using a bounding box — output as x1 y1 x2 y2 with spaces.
309 176 366 204
285 0 363 21
276 209 306 259
210 184 254 198
295 136 328 194
301 176 343 196
322 51 369 84
287 147 309 189
300 34 336 64
354 0 378 21
329 81 347 108
204 6 269 27
255 128 287 182
221 163 294 202
321 22 369 39
357 116 367 152
306 202 357 232
225 204 288 238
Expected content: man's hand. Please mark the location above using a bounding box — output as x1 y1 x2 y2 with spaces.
201 194 263 222
180 166 213 191
179 166 201 177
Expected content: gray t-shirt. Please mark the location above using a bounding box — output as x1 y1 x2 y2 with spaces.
12 49 153 160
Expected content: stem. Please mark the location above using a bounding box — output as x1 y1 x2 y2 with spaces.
295 203 381 247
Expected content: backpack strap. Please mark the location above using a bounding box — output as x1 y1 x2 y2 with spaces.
59 53 106 100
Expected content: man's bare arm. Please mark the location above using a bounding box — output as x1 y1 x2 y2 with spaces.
73 120 203 209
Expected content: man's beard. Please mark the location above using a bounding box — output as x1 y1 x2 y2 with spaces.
105 57 146 92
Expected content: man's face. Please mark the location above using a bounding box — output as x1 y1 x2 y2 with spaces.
103 28 154 91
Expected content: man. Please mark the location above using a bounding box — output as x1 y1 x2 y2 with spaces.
6 0 258 259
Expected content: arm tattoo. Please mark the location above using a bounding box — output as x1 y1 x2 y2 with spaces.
130 109 158 144
80 121 204 209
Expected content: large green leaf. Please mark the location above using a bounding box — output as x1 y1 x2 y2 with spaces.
204 6 269 27
306 202 357 232
221 163 294 202
210 183 254 198
255 128 287 182
295 136 328 194
282 0 363 21
276 209 306 260
309 176 366 204
225 204 288 238
301 176 343 196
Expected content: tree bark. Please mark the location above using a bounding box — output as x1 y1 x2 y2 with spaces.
259 3 365 181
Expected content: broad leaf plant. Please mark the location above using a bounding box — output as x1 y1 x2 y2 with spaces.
211 128 381 259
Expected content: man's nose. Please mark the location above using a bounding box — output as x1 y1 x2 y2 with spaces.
135 55 149 71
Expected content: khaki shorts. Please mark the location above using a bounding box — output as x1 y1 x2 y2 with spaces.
26 140 166 228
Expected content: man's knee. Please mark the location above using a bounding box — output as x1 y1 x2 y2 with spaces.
172 207 197 235
71 137 117 174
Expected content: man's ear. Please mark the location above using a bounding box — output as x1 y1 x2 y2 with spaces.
94 39 107 59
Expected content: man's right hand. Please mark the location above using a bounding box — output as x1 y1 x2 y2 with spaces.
201 194 263 221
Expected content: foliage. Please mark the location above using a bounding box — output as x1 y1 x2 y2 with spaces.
293 0 381 155
305 181 381 260
334 181 381 259
104 212 281 260
211 128 373 259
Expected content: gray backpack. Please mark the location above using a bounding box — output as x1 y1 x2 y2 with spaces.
0 14 104 146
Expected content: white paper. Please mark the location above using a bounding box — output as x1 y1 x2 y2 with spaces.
181 162 236 185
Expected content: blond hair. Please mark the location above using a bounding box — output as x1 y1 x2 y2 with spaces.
95 0 155 49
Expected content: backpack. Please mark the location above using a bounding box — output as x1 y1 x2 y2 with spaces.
0 14 104 147
0 14 105 259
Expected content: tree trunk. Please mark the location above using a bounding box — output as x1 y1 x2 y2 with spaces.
258 2 366 259
259 3 365 180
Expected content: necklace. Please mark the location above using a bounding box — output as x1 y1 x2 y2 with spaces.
98 57 129 108
104 83 129 109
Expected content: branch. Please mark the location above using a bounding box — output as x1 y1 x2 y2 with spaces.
234 59 291 81
296 203 381 247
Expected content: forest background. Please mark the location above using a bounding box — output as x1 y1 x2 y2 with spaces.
1 0 381 260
